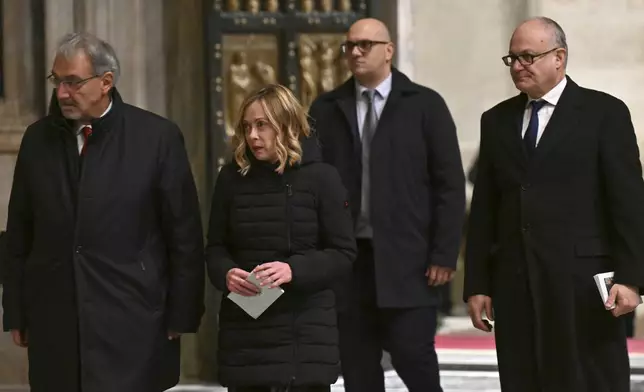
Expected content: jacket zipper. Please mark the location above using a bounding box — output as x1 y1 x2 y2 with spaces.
285 183 292 254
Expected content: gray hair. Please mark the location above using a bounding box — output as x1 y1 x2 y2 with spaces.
532 16 568 67
55 32 121 85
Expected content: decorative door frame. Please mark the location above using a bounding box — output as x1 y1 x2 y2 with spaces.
203 0 380 195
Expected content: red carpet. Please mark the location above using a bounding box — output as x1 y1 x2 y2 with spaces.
435 334 644 353
435 334 496 350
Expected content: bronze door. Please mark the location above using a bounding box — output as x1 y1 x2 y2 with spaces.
204 0 377 193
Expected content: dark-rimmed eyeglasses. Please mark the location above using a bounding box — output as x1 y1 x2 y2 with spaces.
47 73 102 90
501 47 561 67
340 40 389 54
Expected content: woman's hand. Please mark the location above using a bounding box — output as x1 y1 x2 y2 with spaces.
226 268 260 296
254 262 292 288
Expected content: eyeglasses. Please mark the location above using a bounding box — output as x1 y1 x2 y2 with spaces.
47 73 101 90
340 40 389 54
501 47 560 67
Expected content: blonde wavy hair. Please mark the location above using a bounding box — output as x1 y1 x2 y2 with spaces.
232 84 311 176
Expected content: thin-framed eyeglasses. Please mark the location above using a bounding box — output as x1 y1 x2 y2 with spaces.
501 47 561 67
340 40 389 54
47 73 102 90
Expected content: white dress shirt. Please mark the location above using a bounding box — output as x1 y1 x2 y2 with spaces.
356 72 393 137
521 77 567 146
76 100 113 154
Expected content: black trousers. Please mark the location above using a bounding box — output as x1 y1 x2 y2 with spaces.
337 240 442 392
231 387 330 392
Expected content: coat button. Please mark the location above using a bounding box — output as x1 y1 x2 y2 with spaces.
521 183 531 191
522 224 531 233
75 246 83 254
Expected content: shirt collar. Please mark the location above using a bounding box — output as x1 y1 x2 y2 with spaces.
77 100 113 134
355 72 393 100
527 76 567 107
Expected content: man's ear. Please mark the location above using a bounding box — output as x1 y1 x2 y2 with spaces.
101 72 114 93
386 42 395 63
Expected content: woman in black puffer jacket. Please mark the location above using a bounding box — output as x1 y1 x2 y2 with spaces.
206 84 356 392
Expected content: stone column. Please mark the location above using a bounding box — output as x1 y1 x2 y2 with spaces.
162 0 213 382
44 0 75 106
395 0 414 80
80 0 167 116
1 0 44 225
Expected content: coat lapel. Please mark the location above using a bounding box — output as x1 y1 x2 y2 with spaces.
499 93 529 169
332 68 417 152
531 78 582 165
336 93 360 151
375 88 403 140
356 68 417 146
47 120 79 215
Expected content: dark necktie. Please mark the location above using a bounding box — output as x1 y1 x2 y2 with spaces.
524 100 547 154
80 126 92 156
357 89 378 237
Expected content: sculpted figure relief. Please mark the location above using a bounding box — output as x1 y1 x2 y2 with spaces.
300 40 320 109
339 0 352 12
336 55 352 83
227 0 240 11
227 51 254 135
321 0 334 12
318 41 337 93
252 60 277 85
266 0 279 12
246 0 260 13
301 0 314 13
227 51 278 134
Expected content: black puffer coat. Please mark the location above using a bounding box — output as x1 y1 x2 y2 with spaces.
206 135 356 387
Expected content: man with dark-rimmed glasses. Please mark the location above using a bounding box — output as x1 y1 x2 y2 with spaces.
309 18 465 392
464 16 644 392
2 32 204 392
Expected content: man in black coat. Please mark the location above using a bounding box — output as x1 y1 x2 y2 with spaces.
308 18 466 392
1 32 205 392
464 17 644 392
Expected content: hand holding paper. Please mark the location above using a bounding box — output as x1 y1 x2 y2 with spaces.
253 261 292 288
227 272 284 319
593 271 642 317
226 268 261 296
606 283 640 317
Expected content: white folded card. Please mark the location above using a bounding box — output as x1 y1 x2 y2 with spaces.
593 271 643 310
227 273 284 319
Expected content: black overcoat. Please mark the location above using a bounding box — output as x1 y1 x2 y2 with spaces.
308 68 466 308
2 89 205 392
464 77 644 391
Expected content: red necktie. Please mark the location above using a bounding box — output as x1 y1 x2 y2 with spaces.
80 126 92 156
